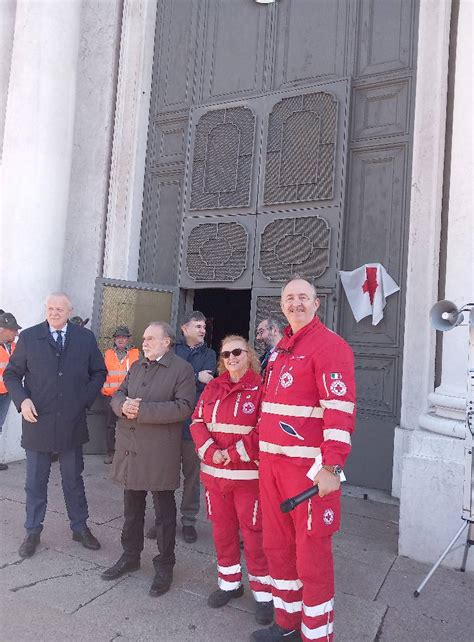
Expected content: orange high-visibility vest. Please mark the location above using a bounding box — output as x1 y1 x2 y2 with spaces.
101 347 140 396
0 342 16 394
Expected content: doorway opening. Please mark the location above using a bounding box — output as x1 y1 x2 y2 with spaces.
192 289 252 354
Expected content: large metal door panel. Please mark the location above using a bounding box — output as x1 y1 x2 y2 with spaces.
183 100 261 218
273 0 353 88
179 214 257 290
253 208 341 290
199 0 270 103
257 79 351 214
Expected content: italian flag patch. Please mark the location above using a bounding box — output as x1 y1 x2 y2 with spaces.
330 373 342 380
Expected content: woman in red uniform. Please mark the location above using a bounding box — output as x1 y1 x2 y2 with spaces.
190 335 273 625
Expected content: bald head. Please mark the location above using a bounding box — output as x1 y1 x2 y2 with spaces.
280 278 319 333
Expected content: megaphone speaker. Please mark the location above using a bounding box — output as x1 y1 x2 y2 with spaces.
430 300 464 331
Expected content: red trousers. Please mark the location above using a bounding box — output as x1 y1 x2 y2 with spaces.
205 480 272 602
259 455 339 640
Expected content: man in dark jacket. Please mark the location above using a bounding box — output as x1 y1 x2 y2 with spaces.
4 292 106 558
101 321 195 597
146 310 216 544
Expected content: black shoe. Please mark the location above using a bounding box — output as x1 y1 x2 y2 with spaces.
149 569 173 597
0 463 8 470
145 525 157 540
51 453 59 463
19 533 40 558
101 555 140 580
207 584 244 608
72 525 101 550
182 524 197 543
255 601 274 625
250 624 301 641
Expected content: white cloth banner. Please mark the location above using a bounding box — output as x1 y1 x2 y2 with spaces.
339 264 400 326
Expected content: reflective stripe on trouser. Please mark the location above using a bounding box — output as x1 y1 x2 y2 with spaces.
259 455 336 638
205 483 272 600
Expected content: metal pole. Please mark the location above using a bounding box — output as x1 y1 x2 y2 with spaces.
414 521 469 597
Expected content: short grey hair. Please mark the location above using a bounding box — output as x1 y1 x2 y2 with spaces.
148 321 176 346
280 275 317 298
45 292 73 310
182 310 206 326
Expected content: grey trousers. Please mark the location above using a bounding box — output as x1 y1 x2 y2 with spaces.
180 438 201 526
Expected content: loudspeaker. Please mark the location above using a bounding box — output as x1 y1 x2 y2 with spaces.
430 299 464 331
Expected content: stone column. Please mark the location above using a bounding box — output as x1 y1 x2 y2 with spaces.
399 0 473 571
103 0 157 281
0 0 81 461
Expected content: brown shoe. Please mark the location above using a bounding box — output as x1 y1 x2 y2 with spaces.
103 453 114 464
19 533 40 558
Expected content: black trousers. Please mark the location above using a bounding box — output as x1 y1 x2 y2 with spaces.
121 489 176 572
103 395 117 453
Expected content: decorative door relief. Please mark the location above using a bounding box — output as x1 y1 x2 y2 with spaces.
263 92 338 205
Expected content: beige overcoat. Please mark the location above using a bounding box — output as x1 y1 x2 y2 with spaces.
110 352 195 491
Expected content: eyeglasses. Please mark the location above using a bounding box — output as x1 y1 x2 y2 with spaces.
255 328 268 336
220 348 248 359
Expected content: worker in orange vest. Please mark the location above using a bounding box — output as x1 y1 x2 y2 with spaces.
0 311 22 471
102 326 139 464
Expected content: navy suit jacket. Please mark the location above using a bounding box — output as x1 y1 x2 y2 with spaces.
4 321 106 452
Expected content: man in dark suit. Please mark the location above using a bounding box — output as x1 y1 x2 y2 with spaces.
4 292 107 558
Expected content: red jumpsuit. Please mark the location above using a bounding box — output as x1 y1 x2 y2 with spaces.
190 369 272 604
258 316 356 640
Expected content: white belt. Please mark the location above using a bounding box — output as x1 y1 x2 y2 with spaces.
259 441 321 459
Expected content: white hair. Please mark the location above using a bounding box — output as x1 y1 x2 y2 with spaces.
45 292 73 310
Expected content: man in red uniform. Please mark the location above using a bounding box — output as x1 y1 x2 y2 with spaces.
252 278 356 642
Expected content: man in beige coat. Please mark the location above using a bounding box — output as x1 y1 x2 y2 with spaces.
101 321 195 597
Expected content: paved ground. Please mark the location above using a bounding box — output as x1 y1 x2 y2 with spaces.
0 456 473 641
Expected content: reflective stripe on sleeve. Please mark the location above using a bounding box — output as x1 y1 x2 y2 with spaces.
236 439 251 462
323 429 351 445
208 422 253 435
273 596 303 613
197 438 214 459
301 621 334 640
260 441 321 459
261 401 323 419
320 399 355 414
201 463 259 480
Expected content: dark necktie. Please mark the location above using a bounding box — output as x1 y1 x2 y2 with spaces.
56 330 63 353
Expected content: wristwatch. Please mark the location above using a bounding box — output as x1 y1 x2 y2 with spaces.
322 465 343 476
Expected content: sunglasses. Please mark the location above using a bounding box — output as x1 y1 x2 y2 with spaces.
220 348 248 359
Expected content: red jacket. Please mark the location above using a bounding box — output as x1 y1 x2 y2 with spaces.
190 369 262 488
259 316 356 471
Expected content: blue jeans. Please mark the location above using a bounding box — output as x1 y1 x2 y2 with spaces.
24 447 89 535
0 393 11 432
